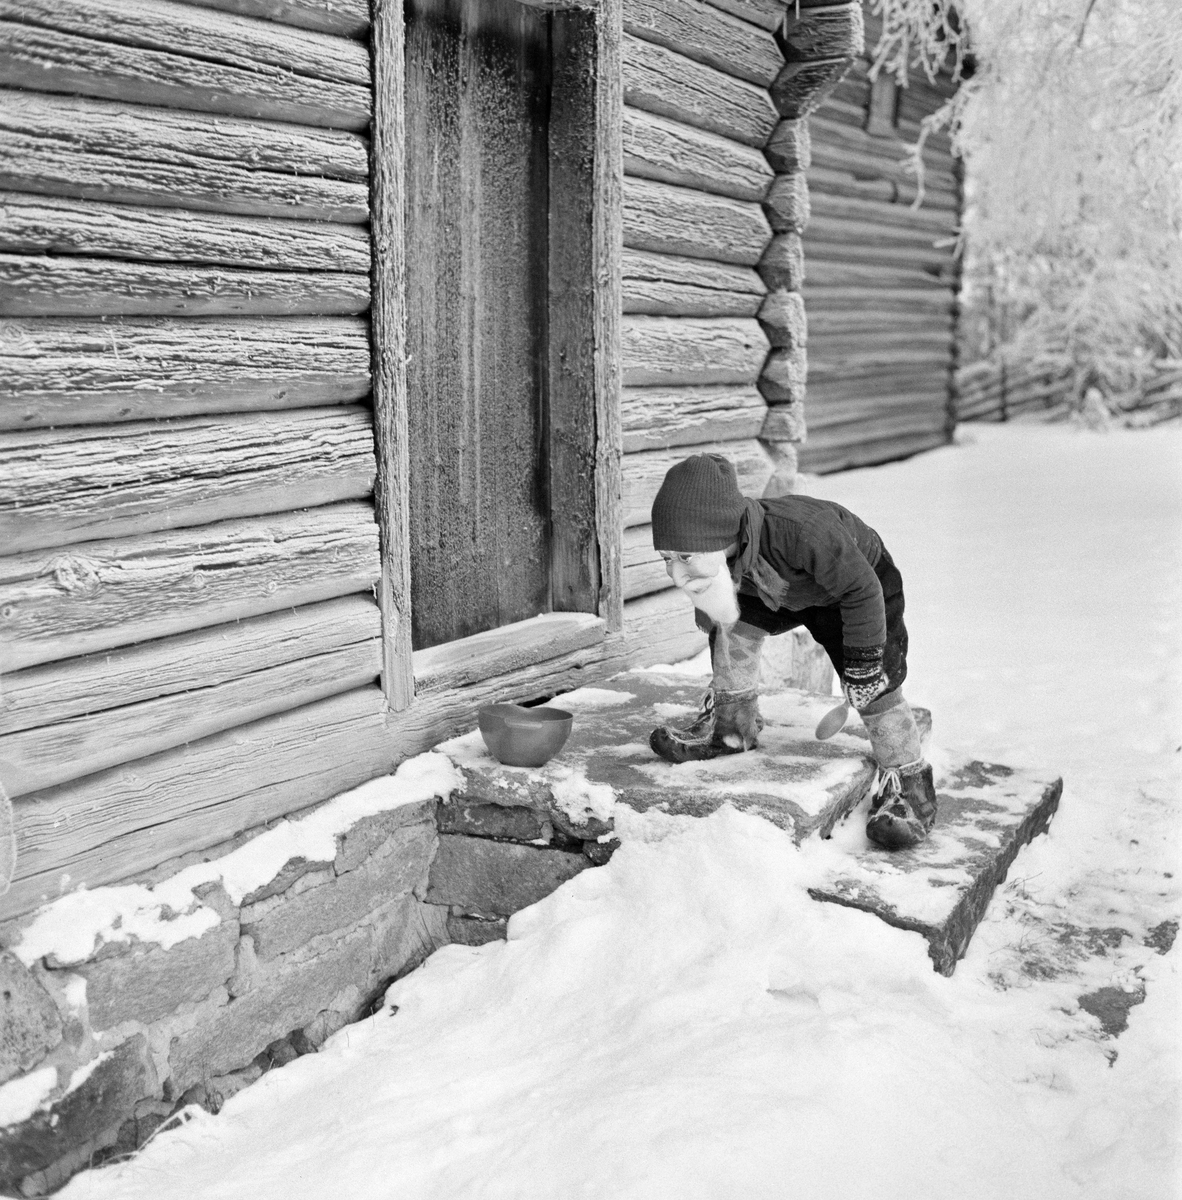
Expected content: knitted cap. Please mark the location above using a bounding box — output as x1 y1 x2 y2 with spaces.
651 454 745 552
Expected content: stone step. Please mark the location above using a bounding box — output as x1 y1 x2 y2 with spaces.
442 674 929 844
808 759 1063 974
437 673 1059 975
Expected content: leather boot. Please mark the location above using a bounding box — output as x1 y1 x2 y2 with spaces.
858 689 938 849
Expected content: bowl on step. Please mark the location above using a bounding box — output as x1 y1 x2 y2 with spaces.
478 703 574 768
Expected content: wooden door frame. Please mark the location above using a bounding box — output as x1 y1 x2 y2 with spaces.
370 0 621 714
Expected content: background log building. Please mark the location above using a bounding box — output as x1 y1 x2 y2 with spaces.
0 0 960 1183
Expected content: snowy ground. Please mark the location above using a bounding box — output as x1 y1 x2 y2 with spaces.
60 424 1181 1200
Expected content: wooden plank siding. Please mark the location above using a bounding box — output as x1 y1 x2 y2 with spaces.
0 0 390 921
797 6 961 473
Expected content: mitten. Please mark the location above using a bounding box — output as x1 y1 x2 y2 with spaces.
841 647 889 711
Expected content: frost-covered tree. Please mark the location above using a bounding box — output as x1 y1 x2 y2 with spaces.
869 0 1182 394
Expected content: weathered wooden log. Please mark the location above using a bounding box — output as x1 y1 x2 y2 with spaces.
764 171 810 233
805 375 949 407
0 92 368 182
807 355 951 389
0 15 370 132
623 105 773 202
806 310 955 339
798 427 948 475
620 384 767 451
803 239 954 273
4 0 369 83
809 115 958 188
0 407 376 552
802 260 942 292
803 402 949 438
764 118 811 173
182 0 371 38
1 637 381 798
757 231 804 291
806 165 957 212
623 249 764 315
805 213 952 250
780 1 863 61
1 316 371 428
808 191 957 238
622 32 778 148
413 611 606 695
0 501 380 672
0 253 370 317
622 315 769 387
0 593 380 736
760 399 805 442
771 57 854 119
758 345 807 403
803 282 955 310
1 136 367 222
623 586 706 667
700 0 786 33
622 438 773 527
622 522 671 599
806 329 953 356
622 0 783 87
624 176 772 266
757 288 806 349
0 192 372 273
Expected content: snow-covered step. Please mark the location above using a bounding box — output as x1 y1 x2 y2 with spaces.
808 760 1063 974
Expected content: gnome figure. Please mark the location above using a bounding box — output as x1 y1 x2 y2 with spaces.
649 453 938 851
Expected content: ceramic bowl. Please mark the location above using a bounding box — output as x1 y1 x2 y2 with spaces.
478 703 573 768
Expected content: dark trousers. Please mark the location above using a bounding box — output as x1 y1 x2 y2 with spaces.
736 549 909 689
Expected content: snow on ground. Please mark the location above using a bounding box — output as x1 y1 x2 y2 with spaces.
59 424 1181 1200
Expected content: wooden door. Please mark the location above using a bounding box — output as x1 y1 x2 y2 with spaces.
404 0 553 650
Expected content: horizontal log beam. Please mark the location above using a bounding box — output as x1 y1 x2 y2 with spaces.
622 315 769 387
780 1 863 61
808 115 957 187
805 375 949 406
0 90 368 181
1 315 371 428
4 0 368 81
0 253 370 317
620 383 767 451
805 212 953 249
0 406 376 552
806 309 955 337
179 0 371 38
806 330 954 357
700 0 786 33
799 427 948 475
623 586 706 667
0 191 371 273
624 176 771 265
1 637 381 798
623 105 772 202
0 16 370 131
622 522 673 599
623 249 764 317
0 132 368 224
0 501 380 672
808 189 958 235
803 404 949 440
622 0 783 86
802 240 955 274
0 593 380 735
802 281 956 308
622 438 772 526
806 165 958 211
622 32 777 147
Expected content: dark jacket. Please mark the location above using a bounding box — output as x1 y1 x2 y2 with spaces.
729 495 887 650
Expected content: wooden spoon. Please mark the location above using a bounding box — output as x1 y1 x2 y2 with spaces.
814 700 850 740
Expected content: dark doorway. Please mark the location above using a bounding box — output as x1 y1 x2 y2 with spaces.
404 0 552 650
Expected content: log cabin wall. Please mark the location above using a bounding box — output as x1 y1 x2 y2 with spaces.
0 0 390 920
617 0 863 622
797 2 961 472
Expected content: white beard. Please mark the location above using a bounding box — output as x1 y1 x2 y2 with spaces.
680 561 740 628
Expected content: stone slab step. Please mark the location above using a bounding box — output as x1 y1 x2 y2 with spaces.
441 673 929 844
808 759 1063 975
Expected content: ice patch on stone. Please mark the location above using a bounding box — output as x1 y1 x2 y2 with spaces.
550 767 616 825
629 647 711 677
0 1066 56 1128
651 702 696 719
